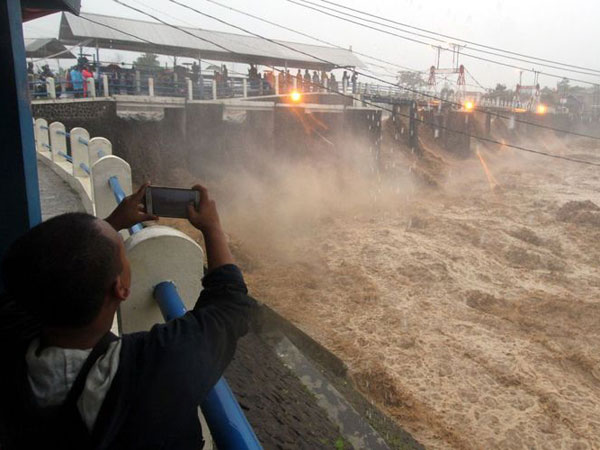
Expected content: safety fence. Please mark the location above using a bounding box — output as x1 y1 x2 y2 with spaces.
30 74 256 101
30 73 534 113
33 118 262 450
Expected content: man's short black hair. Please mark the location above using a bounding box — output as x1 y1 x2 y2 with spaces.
1 213 122 328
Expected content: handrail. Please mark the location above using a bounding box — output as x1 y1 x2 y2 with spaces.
57 151 72 163
153 281 263 450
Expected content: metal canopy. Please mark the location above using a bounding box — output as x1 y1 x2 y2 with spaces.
59 12 364 70
22 0 80 22
25 38 76 59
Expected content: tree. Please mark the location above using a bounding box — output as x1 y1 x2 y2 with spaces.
557 77 570 95
134 52 160 69
486 83 512 101
397 70 426 89
540 86 557 106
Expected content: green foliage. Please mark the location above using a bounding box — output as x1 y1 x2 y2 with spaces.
397 71 426 89
134 52 160 69
540 86 557 106
334 437 345 450
557 77 570 93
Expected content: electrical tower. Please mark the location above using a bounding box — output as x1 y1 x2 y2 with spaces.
514 70 541 112
427 43 467 105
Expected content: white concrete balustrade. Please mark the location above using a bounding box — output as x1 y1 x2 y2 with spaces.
34 118 113 214
33 116 206 338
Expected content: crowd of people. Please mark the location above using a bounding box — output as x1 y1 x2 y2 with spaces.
248 64 359 95
66 59 94 98
27 62 58 99
27 57 97 99
28 57 361 100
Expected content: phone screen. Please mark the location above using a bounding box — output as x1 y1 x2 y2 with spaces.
146 186 199 218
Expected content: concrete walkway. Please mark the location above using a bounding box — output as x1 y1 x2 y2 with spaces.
38 161 84 220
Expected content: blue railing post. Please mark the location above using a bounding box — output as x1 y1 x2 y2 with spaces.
108 175 143 234
153 281 262 450
154 281 186 321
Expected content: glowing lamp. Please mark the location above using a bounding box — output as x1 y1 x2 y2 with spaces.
536 104 547 115
290 91 302 102
464 101 474 111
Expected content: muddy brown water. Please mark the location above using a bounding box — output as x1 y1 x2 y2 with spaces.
225 133 600 449
162 125 600 448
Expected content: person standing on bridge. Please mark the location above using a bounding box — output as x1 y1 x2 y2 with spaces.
296 69 303 92
342 70 349 92
330 73 338 92
0 184 256 449
312 70 319 92
320 70 329 93
81 64 93 98
70 66 84 98
304 69 311 92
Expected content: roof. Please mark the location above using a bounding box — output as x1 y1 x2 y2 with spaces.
22 0 80 22
59 12 364 70
25 38 76 59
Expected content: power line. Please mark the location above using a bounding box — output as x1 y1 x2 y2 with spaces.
297 0 600 78
314 0 600 76
465 67 489 91
288 0 600 86
112 0 233 53
110 0 600 167
166 0 600 141
199 0 419 73
200 0 480 91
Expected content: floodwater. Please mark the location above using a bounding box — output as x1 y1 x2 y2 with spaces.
224 126 600 449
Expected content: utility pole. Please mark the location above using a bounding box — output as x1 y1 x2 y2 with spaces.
449 43 466 70
434 45 442 69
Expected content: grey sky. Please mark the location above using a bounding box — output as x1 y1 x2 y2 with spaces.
23 0 600 89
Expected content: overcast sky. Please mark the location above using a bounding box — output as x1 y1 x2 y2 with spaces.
23 0 600 90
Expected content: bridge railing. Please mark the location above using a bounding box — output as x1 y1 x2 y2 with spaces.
33 72 514 110
33 117 262 449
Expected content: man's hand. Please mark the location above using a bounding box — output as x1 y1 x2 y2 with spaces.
186 185 221 233
187 185 234 270
105 182 158 231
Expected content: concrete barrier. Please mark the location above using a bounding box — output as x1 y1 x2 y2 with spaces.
121 225 204 333
70 127 90 178
91 155 132 221
49 121 67 163
86 77 96 98
89 137 112 166
34 118 49 154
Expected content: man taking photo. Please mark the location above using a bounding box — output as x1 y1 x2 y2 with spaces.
0 184 256 449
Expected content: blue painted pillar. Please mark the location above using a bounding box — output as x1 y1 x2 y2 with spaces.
0 0 42 284
154 281 263 450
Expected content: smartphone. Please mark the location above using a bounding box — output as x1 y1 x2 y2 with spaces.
145 186 200 219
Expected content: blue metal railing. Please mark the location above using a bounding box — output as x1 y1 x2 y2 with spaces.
57 151 72 163
108 176 143 234
153 281 262 450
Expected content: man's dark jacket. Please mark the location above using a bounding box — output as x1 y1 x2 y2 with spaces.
0 264 256 449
